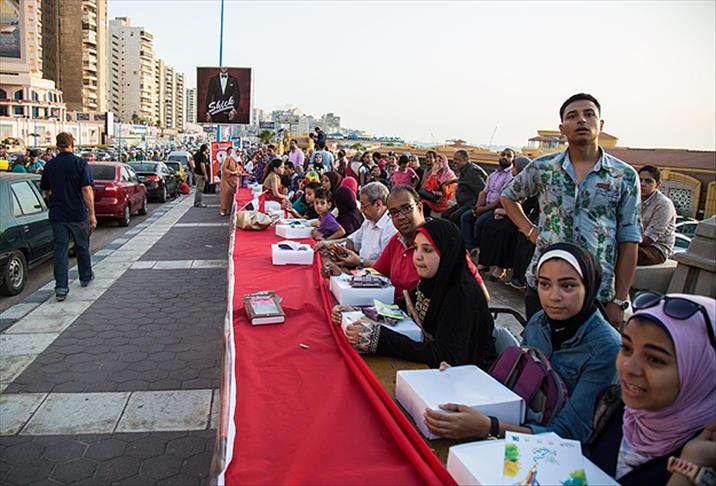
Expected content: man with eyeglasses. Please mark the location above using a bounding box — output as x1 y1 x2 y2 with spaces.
315 182 397 268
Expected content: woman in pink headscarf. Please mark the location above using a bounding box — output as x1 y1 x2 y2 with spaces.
338 176 358 196
419 153 456 215
586 292 716 485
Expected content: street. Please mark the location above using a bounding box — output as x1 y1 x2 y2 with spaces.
0 199 170 310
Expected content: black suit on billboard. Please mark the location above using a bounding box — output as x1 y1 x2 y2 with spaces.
206 73 241 123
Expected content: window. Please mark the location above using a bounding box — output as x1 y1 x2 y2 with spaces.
11 182 43 216
0 89 6 99
14 106 23 116
120 166 131 182
14 90 23 100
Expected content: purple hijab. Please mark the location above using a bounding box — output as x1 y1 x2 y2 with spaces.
623 293 716 456
334 187 363 236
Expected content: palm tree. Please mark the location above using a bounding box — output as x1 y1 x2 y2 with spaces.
258 130 275 144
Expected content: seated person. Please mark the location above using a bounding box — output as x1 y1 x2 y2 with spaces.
368 164 389 187
333 219 497 370
440 149 488 225
314 182 397 267
262 159 290 205
460 148 515 253
423 243 621 442
477 157 534 280
586 292 715 485
334 186 364 237
322 171 343 196
638 165 676 266
286 181 320 220
420 153 456 216
311 188 346 241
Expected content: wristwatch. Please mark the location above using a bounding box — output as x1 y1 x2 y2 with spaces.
359 257 365 268
611 298 630 311
668 456 716 486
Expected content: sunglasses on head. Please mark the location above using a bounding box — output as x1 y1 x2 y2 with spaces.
632 291 715 350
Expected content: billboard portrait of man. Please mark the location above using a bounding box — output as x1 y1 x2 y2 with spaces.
197 67 252 125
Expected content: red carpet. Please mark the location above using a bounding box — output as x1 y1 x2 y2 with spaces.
221 189 454 485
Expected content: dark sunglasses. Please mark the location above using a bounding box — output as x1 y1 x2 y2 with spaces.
632 291 715 350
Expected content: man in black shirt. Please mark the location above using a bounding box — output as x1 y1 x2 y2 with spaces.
40 132 96 301
193 144 209 207
441 149 487 225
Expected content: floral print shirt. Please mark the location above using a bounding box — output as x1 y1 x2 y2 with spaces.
502 148 642 302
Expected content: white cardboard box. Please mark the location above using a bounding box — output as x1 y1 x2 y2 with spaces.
447 437 618 485
341 311 422 343
395 365 525 440
271 241 314 265
276 223 313 239
329 275 395 306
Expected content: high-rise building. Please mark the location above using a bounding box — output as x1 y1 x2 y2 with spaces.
108 17 157 124
154 58 185 130
40 0 107 112
185 87 196 124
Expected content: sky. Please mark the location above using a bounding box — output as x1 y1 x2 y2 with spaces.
108 1 716 150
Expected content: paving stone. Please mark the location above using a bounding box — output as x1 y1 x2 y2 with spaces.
0 303 39 320
5 315 76 334
153 260 193 269
0 355 36 383
3 457 53 484
21 290 54 304
141 454 183 480
182 451 213 479
0 333 58 358
124 435 166 458
51 458 97 483
95 455 140 482
0 318 17 333
84 437 127 461
210 389 219 429
0 393 47 435
130 260 156 269
140 226 229 261
116 390 212 432
41 438 87 462
191 259 227 268
22 392 130 435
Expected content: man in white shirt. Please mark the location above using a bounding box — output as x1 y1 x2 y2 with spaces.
314 182 397 267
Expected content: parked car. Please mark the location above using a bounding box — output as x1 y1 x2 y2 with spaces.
129 162 178 202
166 150 194 183
89 162 148 227
163 160 188 183
0 173 54 295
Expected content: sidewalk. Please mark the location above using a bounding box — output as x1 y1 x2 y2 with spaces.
0 192 229 485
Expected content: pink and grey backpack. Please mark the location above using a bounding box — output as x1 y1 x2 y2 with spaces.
489 346 568 426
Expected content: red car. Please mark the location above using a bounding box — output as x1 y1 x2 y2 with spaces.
89 162 148 226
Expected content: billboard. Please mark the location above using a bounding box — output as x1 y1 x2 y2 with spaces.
210 141 233 184
0 0 21 59
196 67 252 125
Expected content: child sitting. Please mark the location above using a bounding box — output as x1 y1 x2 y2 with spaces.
311 188 346 241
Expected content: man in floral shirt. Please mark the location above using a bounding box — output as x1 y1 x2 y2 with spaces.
501 93 641 328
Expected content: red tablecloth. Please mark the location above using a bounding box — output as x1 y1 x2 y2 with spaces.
219 189 454 485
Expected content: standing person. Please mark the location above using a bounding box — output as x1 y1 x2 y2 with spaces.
460 148 515 254
441 149 487 225
390 155 418 188
219 148 241 216
40 133 96 302
637 165 676 266
335 149 348 175
40 147 53 162
193 144 209 208
26 149 45 173
501 93 642 327
334 186 363 236
357 151 373 188
310 141 334 172
287 139 305 170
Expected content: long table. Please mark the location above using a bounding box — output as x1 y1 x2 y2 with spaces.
214 189 455 485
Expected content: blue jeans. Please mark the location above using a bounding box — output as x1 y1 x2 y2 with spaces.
460 209 495 249
52 220 92 295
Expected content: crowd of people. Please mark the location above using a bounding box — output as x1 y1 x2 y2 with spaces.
211 94 714 485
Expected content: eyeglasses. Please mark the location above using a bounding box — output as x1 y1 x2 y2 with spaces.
387 204 415 218
632 291 715 350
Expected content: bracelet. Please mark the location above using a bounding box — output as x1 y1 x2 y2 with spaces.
668 456 716 486
488 416 500 438
527 226 536 239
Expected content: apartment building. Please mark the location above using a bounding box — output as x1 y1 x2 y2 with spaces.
40 0 108 112
185 87 196 125
108 17 157 124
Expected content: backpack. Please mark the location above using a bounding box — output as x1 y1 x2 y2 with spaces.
489 346 568 426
